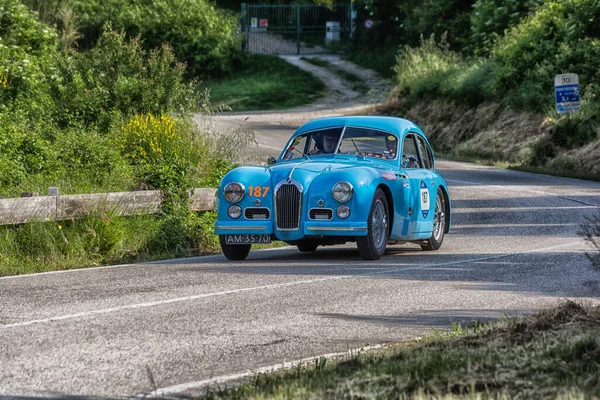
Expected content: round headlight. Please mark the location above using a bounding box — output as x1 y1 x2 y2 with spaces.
332 182 353 203
228 205 242 219
337 205 350 219
224 182 244 203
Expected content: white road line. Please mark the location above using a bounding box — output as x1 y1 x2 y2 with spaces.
0 246 295 281
1 240 582 330
142 344 387 398
256 142 284 151
0 276 352 329
446 178 600 207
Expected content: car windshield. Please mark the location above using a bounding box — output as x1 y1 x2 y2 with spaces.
281 126 398 161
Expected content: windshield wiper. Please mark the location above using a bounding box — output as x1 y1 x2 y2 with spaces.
350 138 364 158
293 147 311 159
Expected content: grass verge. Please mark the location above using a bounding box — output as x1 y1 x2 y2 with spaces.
302 57 369 94
198 301 600 399
206 54 326 111
0 210 220 276
346 46 398 79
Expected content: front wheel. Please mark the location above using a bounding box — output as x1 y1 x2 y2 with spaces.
357 189 389 260
421 187 446 251
219 236 251 261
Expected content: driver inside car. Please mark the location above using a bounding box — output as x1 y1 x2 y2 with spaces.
309 131 339 155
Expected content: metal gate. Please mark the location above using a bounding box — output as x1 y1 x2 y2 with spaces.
241 3 353 55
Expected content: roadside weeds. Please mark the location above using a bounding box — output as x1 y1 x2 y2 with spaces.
191 301 600 399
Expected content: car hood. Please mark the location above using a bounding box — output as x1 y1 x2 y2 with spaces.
268 158 393 191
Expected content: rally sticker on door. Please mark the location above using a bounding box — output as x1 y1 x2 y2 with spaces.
420 181 430 218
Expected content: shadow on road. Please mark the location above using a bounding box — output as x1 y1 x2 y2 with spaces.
317 308 535 330
160 248 600 299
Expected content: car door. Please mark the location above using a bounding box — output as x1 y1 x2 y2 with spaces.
401 133 436 236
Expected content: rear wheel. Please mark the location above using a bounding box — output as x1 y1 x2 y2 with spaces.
219 236 251 261
421 187 446 251
297 240 319 252
357 189 389 260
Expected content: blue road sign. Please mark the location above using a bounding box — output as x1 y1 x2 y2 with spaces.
554 74 580 114
555 84 580 103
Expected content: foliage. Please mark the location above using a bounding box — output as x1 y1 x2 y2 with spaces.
355 0 474 54
394 34 497 106
49 27 203 132
0 0 57 115
73 0 241 78
402 0 475 50
21 0 82 50
346 46 398 79
470 0 541 54
492 0 600 111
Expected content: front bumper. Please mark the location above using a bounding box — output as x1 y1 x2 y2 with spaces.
215 220 368 241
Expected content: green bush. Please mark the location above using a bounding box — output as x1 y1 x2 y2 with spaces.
73 0 241 78
0 112 49 190
49 27 203 132
493 0 600 111
346 46 398 79
470 0 540 53
0 0 57 116
394 34 496 105
402 0 474 50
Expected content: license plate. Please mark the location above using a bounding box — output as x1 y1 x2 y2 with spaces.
224 234 271 245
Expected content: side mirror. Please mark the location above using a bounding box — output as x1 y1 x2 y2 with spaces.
267 156 277 165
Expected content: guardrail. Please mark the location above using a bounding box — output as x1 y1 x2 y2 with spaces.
0 188 217 225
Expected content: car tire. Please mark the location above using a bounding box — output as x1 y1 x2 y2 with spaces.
421 187 446 251
297 240 319 252
357 188 389 260
219 236 251 261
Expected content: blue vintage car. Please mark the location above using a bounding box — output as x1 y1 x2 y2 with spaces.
215 116 451 260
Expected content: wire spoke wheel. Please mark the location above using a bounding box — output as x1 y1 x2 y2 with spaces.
357 188 389 260
421 187 446 251
432 192 445 242
372 200 388 249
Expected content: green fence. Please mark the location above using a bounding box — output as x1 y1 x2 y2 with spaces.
242 3 354 55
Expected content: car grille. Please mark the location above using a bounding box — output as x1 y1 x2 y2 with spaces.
309 208 333 220
244 207 270 220
276 183 302 230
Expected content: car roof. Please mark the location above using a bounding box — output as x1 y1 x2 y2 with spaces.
295 116 425 137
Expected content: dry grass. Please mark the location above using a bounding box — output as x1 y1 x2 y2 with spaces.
195 301 600 400
376 98 598 180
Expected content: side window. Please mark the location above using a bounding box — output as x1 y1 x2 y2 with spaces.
401 134 422 169
416 135 434 170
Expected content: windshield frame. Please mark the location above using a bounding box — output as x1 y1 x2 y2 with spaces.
278 125 400 162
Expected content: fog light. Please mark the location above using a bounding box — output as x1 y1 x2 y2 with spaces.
336 205 350 219
228 205 242 219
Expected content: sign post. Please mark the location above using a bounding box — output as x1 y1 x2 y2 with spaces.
554 74 580 117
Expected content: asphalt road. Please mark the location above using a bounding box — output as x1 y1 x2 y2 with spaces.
1 123 600 398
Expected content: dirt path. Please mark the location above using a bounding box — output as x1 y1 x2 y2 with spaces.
204 54 392 162
212 55 390 125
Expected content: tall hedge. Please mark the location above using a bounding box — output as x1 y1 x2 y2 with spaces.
0 0 57 115
73 0 241 78
493 0 600 111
